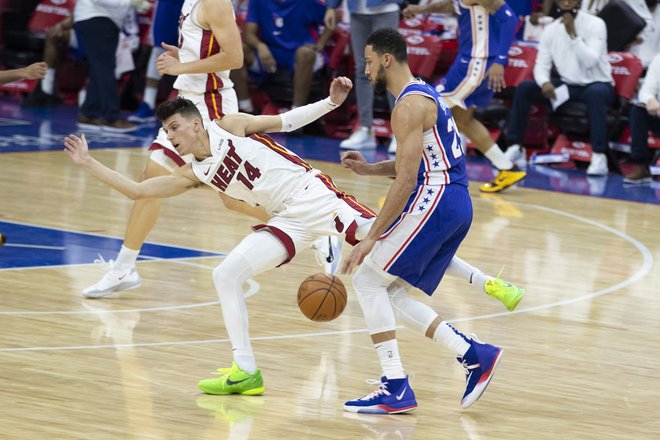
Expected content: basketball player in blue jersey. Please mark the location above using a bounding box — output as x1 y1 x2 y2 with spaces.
341 28 504 414
404 0 526 193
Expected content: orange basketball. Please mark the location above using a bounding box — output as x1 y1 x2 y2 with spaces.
297 273 347 322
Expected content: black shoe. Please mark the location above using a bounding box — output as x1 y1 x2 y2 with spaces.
22 86 61 108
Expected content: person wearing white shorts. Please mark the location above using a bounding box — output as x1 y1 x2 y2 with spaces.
82 0 248 298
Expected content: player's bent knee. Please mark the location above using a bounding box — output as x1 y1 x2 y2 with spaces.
212 255 251 292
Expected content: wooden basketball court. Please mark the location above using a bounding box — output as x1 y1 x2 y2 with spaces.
2 147 659 439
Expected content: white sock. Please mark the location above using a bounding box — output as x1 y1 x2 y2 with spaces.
446 256 493 294
484 143 514 170
143 87 158 109
375 339 405 379
238 98 253 113
234 351 257 374
114 245 140 270
433 321 471 356
42 68 55 95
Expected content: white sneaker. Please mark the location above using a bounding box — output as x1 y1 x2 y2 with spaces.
388 137 397 154
586 152 608 176
313 236 343 274
340 127 377 150
504 144 527 168
83 260 141 298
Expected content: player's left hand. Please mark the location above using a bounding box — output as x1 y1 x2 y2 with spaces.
329 76 353 106
486 63 505 92
63 133 91 166
157 43 181 75
340 236 376 274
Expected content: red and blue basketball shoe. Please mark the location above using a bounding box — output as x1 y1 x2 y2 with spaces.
344 376 417 414
458 336 504 408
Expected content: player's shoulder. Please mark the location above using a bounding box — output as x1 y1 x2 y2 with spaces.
199 0 233 15
392 94 433 126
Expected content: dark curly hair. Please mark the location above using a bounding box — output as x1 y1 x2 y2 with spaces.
365 28 408 63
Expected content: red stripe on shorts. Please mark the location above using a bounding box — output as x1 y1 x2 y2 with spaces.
148 142 186 167
315 173 376 218
252 224 296 266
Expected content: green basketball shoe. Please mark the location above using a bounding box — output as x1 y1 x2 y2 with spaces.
485 277 525 312
198 362 265 395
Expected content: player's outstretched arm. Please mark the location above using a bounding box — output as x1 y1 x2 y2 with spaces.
219 77 353 136
64 134 200 199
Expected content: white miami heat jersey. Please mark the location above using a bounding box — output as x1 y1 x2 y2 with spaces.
173 0 234 94
192 123 317 214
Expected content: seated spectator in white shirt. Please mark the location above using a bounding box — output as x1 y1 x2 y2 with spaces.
504 0 615 176
624 53 660 183
629 0 660 67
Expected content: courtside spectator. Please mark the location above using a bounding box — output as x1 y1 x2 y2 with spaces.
325 0 401 151
22 16 73 107
128 0 184 123
624 53 660 183
235 0 332 113
74 0 150 132
504 0 614 176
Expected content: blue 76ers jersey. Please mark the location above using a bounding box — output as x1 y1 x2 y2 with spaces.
454 0 498 59
395 79 468 187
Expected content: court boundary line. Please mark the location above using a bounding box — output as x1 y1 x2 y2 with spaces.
0 198 653 351
0 218 225 256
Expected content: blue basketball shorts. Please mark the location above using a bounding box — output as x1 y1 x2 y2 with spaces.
368 183 473 296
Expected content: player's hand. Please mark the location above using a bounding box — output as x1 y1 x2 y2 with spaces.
157 43 181 75
647 99 660 118
257 44 277 73
340 237 376 275
402 4 425 19
328 76 352 106
341 151 371 175
64 133 91 166
324 8 337 30
486 63 506 92
562 13 577 38
541 82 556 100
21 62 48 80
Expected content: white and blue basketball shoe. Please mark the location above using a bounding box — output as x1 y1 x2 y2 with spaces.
458 336 504 408
344 376 417 414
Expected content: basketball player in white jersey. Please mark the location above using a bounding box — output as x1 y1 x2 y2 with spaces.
83 0 339 298
66 75 524 394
